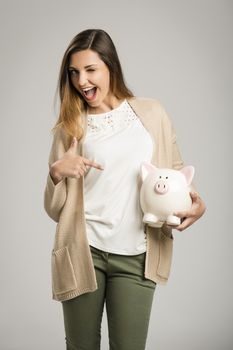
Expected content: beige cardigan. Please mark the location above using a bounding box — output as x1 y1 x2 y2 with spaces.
44 96 196 302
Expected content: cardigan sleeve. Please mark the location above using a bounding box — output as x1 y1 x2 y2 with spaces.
160 103 199 194
43 127 68 223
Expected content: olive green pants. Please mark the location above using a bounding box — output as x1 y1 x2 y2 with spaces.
61 245 156 350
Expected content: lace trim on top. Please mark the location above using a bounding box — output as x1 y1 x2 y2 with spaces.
87 99 139 133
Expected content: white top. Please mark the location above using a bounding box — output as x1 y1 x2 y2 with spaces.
83 99 155 255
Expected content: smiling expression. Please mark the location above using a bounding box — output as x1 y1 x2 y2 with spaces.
68 49 117 114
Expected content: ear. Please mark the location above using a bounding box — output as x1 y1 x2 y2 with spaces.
180 165 195 185
140 162 158 182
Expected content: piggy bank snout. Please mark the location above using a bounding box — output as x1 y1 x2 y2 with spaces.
154 180 169 194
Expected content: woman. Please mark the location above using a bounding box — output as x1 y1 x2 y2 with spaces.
44 29 206 350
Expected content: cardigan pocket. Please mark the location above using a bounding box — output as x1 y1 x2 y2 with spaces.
157 229 173 279
51 246 77 295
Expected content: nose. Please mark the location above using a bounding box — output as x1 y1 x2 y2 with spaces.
77 72 89 87
154 180 169 194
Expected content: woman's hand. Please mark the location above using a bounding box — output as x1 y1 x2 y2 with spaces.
50 137 104 184
167 191 206 231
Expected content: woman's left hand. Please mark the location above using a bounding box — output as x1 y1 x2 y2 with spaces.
168 191 206 231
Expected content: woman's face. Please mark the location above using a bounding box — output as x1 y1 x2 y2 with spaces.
68 49 113 112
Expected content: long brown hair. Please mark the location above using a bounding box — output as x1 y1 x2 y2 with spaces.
52 29 135 142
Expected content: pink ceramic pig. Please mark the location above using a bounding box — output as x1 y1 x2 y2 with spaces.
139 162 195 228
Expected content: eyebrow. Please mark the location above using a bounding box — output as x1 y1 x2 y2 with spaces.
68 64 98 70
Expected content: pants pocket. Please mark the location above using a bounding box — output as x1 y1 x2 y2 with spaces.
51 246 77 295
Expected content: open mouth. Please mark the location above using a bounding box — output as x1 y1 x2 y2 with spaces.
83 87 97 100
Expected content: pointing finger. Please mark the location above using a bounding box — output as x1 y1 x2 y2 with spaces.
83 158 104 170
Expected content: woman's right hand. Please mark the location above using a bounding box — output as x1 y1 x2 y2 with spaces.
49 137 104 184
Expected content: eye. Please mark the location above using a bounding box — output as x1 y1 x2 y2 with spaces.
68 69 78 76
68 68 95 76
159 176 162 178
166 176 168 179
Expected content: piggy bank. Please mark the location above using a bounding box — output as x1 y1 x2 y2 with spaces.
139 162 195 228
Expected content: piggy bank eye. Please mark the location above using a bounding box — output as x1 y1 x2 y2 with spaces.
166 176 168 179
159 176 162 178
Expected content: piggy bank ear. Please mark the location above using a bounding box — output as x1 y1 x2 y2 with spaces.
140 162 158 182
180 165 195 185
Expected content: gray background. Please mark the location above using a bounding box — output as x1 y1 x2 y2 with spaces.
1 0 232 349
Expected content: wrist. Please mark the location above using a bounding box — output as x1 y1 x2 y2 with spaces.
50 164 63 184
